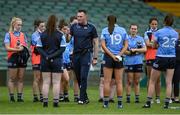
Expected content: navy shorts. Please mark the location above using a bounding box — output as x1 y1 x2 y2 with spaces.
63 63 72 71
125 64 143 73
146 59 155 66
100 64 115 79
8 54 27 68
40 58 63 73
32 64 40 70
103 54 123 69
153 57 176 71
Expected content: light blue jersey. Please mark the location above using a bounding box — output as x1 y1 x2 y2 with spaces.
31 31 41 46
124 35 146 65
101 24 128 55
63 42 73 64
154 26 178 57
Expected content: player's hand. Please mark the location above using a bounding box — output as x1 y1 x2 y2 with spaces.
112 55 119 62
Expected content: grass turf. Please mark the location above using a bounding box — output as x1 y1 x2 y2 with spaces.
0 86 179 114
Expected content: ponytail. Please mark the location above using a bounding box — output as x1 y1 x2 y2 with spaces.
107 15 116 35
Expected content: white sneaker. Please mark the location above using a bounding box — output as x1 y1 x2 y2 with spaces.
169 99 172 104
156 99 160 104
151 100 154 104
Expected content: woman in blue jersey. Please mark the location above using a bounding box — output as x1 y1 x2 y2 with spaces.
58 19 71 102
101 15 128 108
31 19 46 102
143 14 179 109
124 24 147 103
4 17 28 102
36 15 66 107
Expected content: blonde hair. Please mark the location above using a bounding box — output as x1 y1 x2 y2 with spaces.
9 17 22 32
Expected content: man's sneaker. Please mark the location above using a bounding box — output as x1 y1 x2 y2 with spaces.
59 97 64 102
156 99 161 104
103 104 108 108
17 99 24 102
109 99 115 103
84 98 90 104
64 97 70 102
74 97 79 102
98 98 103 102
78 100 84 105
43 102 48 107
142 104 151 108
117 104 123 109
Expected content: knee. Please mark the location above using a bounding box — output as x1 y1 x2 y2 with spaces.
127 79 132 86
134 80 139 86
9 76 16 83
18 77 24 83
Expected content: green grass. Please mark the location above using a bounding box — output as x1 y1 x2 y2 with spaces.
0 86 179 114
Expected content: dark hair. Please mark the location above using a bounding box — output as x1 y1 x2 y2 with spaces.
130 23 138 28
33 19 44 31
58 19 68 30
78 9 87 14
70 16 77 23
148 17 158 30
46 15 57 36
149 17 158 24
164 14 174 26
107 15 117 35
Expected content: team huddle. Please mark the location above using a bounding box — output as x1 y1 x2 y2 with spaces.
3 9 180 109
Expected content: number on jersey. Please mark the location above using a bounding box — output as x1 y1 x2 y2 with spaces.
162 37 176 48
110 34 122 45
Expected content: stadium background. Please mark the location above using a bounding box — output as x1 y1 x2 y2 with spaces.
0 0 179 86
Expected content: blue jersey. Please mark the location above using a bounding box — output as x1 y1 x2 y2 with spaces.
31 31 41 46
63 42 72 64
154 26 179 57
101 25 128 55
124 35 146 65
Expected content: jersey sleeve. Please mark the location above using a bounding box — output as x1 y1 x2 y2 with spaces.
36 34 43 47
100 29 106 40
31 33 37 46
4 33 10 44
60 35 66 47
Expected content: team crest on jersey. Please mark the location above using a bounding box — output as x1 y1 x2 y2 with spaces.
84 26 88 29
